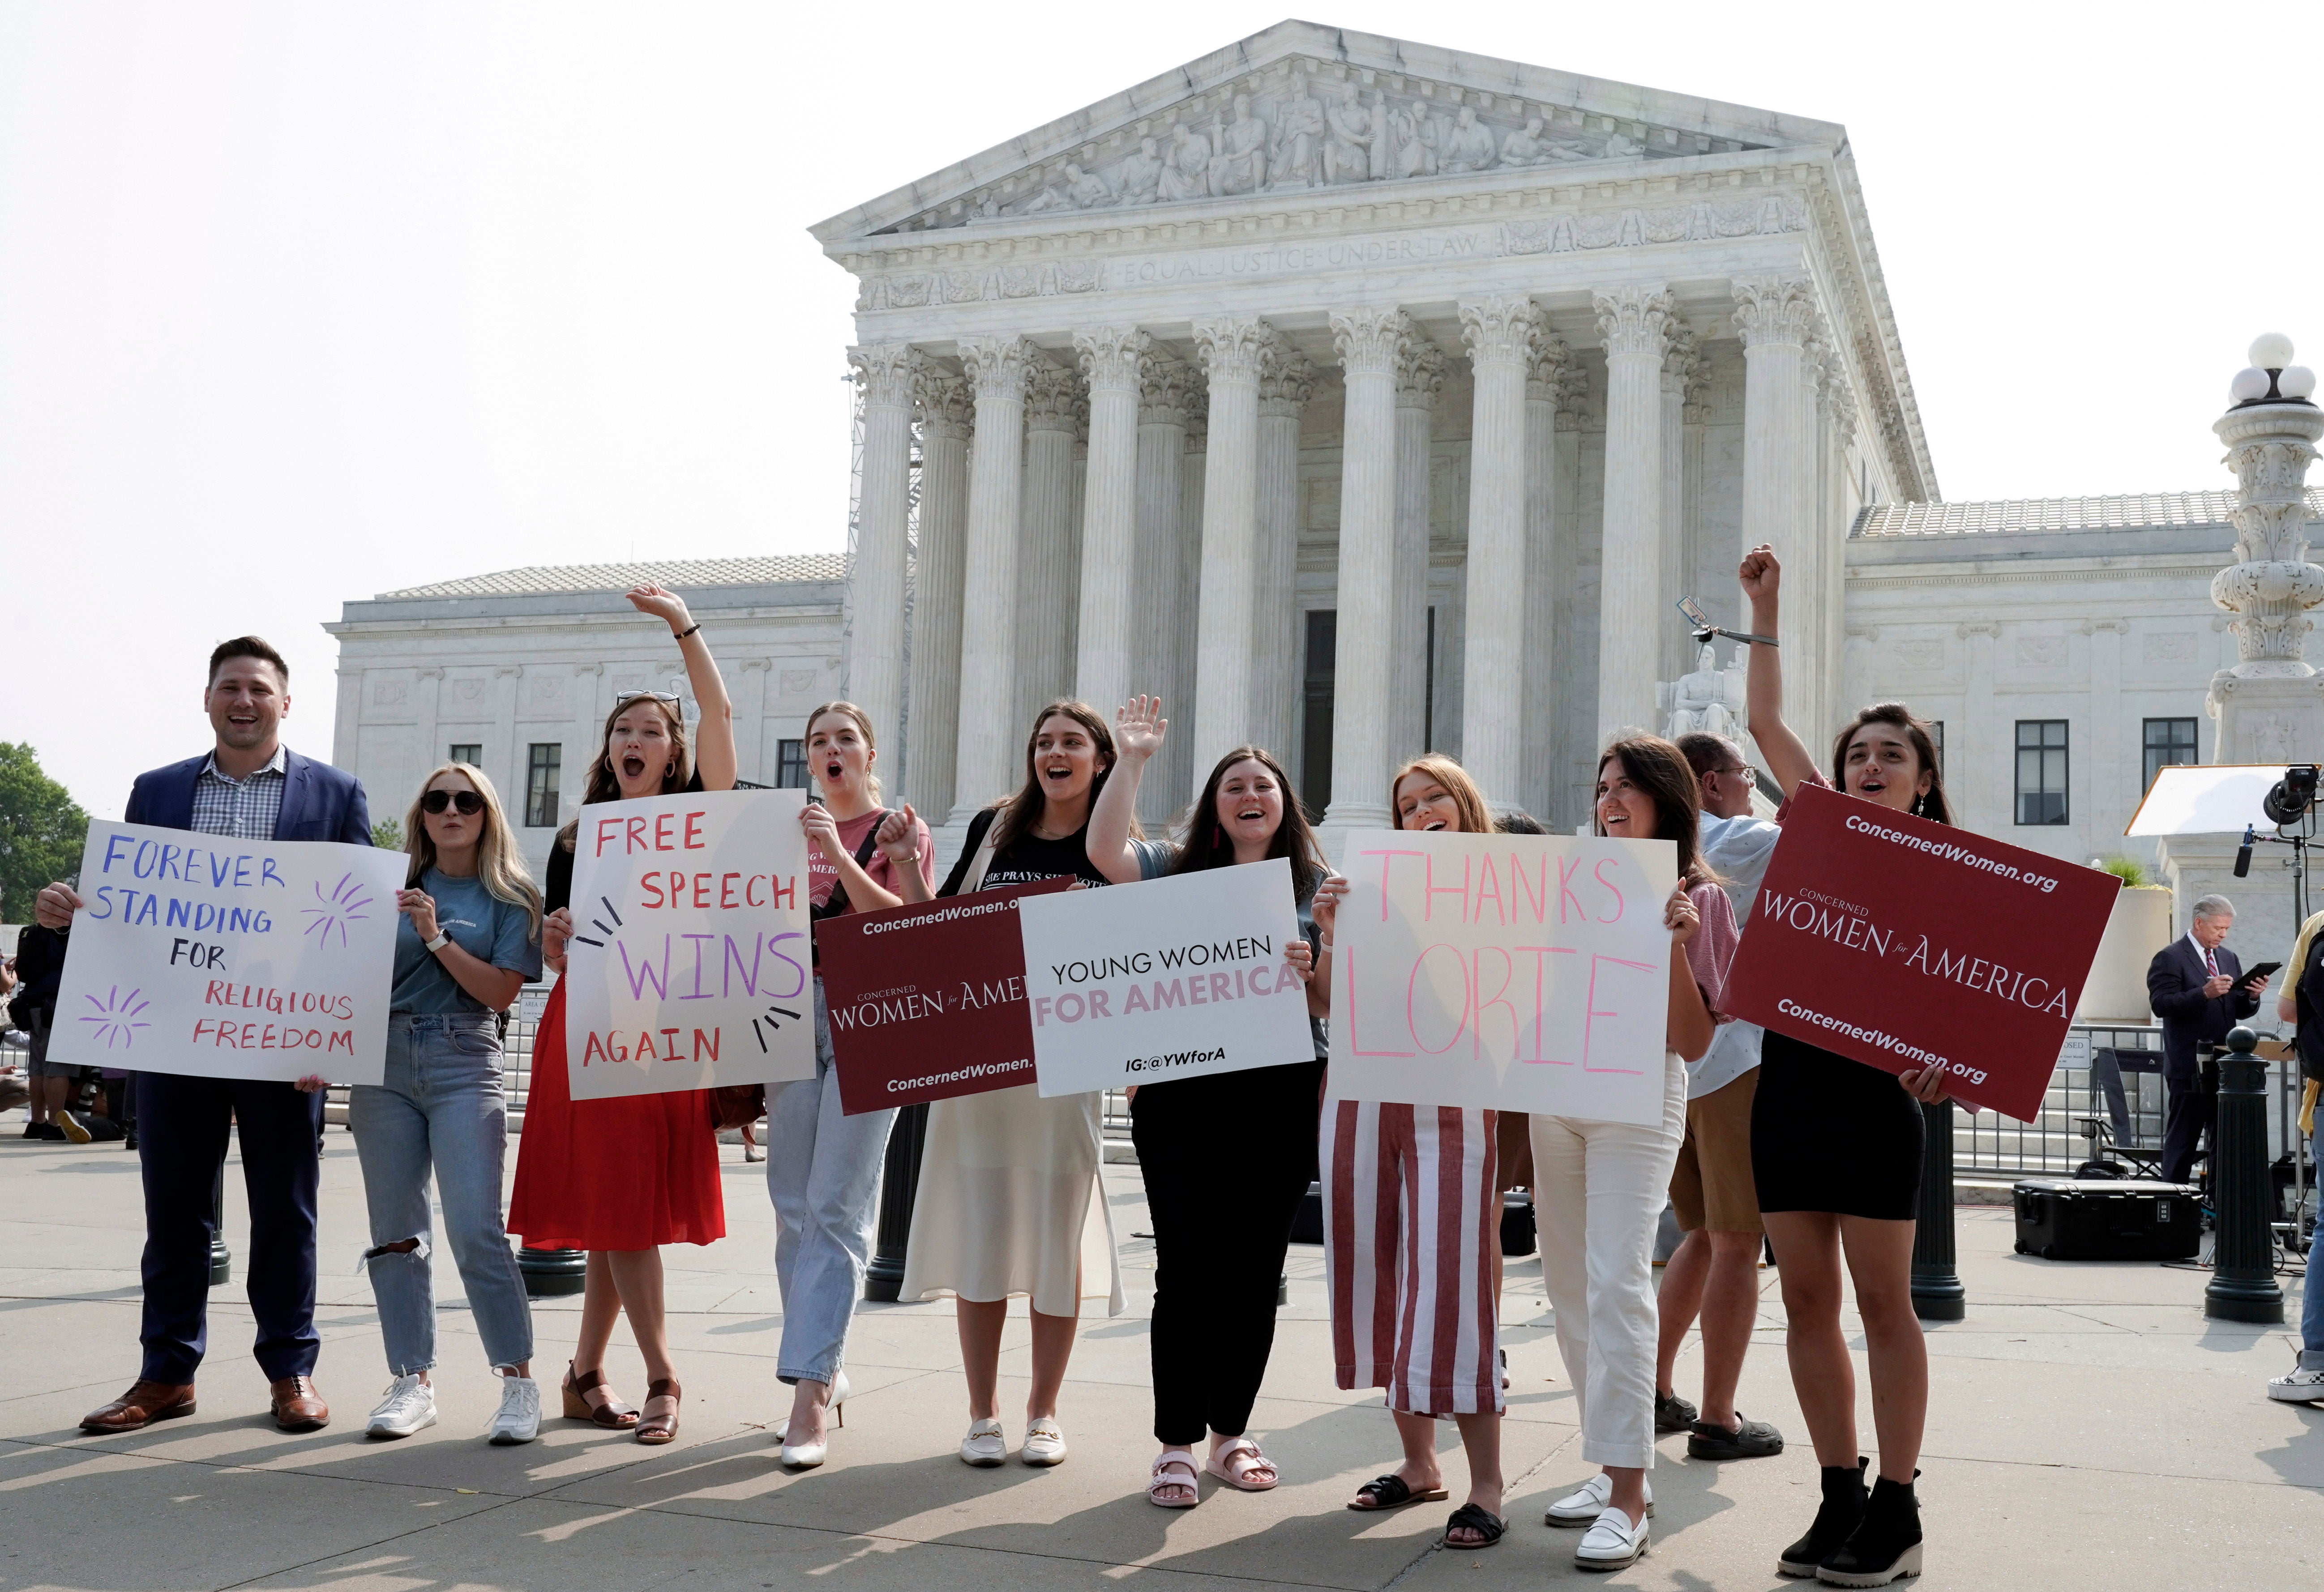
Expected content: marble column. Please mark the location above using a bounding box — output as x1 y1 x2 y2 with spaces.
1131 358 1191 823
1796 326 1829 739
905 369 971 819
948 336 1033 826
1191 317 1273 778
1323 308 1412 832
1070 327 1151 717
1392 332 1445 760
1519 333 1567 823
1659 325 1695 682
1254 350 1314 763
1823 364 1857 728
1015 357 1081 730
1551 364 1591 823
1681 357 1710 642
1732 276 1816 730
847 343 921 751
1458 297 1543 807
1593 285 1674 746
1171 394 1208 815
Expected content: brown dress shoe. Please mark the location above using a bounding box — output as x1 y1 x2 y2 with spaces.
81 1380 197 1434
269 1375 330 1432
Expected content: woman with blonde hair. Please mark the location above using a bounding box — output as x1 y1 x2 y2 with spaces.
508 583 736 1446
763 700 934 1468
886 698 1171 1468
1307 753 1507 1549
336 760 545 1445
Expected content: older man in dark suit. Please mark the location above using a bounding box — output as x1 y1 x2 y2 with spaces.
35 636 370 1435
2146 893 2268 1185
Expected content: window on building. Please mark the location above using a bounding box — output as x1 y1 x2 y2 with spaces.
2143 717 2198 795
448 742 481 767
776 739 809 789
2015 720 2069 825
524 744 561 828
1301 610 1336 819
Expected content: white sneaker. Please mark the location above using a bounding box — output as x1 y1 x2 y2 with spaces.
959 1417 1006 1467
1022 1416 1067 1466
365 1374 437 1440
2269 1364 2324 1404
487 1375 540 1444
1575 1506 1650 1571
1544 1472 1654 1527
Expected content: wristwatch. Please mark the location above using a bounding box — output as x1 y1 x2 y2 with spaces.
424 930 451 954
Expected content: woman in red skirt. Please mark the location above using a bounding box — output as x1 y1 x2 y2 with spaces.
509 583 735 1444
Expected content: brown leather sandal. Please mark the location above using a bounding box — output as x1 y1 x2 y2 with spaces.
561 1362 638 1429
634 1378 681 1445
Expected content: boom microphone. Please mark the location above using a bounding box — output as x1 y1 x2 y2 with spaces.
2235 825 2255 878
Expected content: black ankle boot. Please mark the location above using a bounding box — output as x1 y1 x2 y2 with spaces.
1815 1471 1922 1587
1776 1458 1868 1577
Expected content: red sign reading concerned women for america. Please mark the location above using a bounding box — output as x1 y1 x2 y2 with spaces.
818 878 1075 1115
1719 785 2119 1122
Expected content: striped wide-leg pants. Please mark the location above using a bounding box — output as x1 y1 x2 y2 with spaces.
1321 1098 1502 1417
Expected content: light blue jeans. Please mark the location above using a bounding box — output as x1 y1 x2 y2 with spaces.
350 1013 535 1374
765 978 896 1385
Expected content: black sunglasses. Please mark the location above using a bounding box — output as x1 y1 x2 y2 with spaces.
422 790 485 815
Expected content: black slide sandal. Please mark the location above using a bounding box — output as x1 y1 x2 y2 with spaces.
1348 1473 1449 1511
1443 1502 1507 1549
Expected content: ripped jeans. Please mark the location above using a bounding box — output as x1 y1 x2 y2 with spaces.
350 1013 534 1375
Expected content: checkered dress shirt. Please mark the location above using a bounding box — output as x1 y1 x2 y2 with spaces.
188 745 288 840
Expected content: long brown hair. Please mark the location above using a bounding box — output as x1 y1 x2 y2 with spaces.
1831 702 1952 825
1173 745 1327 901
403 763 544 942
1596 734 1717 888
802 699 882 804
556 691 693 853
1390 755 1491 835
986 699 1143 851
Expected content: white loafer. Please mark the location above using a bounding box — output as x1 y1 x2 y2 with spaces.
1544 1472 1653 1527
1021 1416 1067 1466
1576 1506 1651 1571
959 1416 1006 1467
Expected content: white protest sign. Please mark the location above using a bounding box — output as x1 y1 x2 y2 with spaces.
1327 831 1678 1125
51 820 405 1084
563 787 816 1098
1016 857 1315 1098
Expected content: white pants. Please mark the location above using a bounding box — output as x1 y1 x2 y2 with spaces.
1530 1050 1688 1470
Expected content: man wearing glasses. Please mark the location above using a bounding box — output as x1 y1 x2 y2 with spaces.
1647 733 1788 1467
35 636 371 1436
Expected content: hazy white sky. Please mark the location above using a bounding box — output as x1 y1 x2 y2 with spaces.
5 2 2319 819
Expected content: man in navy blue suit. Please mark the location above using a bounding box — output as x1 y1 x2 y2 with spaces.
2146 893 2268 1186
38 637 370 1435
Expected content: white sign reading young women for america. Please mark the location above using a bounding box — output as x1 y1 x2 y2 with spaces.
51 820 407 1084
563 788 817 1099
1327 831 1679 1125
1016 857 1315 1097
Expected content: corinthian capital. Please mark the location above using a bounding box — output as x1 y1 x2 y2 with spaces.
1592 285 1675 363
1458 297 1546 371
1259 350 1316 418
1138 356 1193 426
1073 326 1151 394
847 342 924 407
1663 324 1699 386
1730 277 1816 350
1329 307 1413 380
1023 359 1080 432
1393 333 1447 412
914 369 974 440
958 335 1036 402
1525 333 1571 404
1193 316 1275 386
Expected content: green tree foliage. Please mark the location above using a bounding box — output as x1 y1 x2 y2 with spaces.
0 744 90 922
371 817 403 853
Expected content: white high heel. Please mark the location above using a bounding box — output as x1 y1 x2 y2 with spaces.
778 1370 850 1469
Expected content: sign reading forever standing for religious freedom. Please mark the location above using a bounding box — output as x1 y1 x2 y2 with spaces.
51 819 407 1084
1719 784 2119 1121
1327 831 1679 1126
819 878 1074 1114
1016 858 1314 1098
563 788 816 1099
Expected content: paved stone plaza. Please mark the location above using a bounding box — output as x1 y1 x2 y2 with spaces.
0 1125 2317 1590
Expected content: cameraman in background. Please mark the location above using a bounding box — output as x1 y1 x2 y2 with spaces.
2268 913 2324 1405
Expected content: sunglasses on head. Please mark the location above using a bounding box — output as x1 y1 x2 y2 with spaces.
422 790 485 815
614 690 681 708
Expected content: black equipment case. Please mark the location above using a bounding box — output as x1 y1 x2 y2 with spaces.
2012 1179 2201 1260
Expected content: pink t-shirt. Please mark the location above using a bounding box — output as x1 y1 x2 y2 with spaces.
1683 877 1741 1020
807 807 935 909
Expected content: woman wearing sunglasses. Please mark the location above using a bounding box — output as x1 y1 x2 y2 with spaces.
509 583 737 1446
344 763 545 1445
